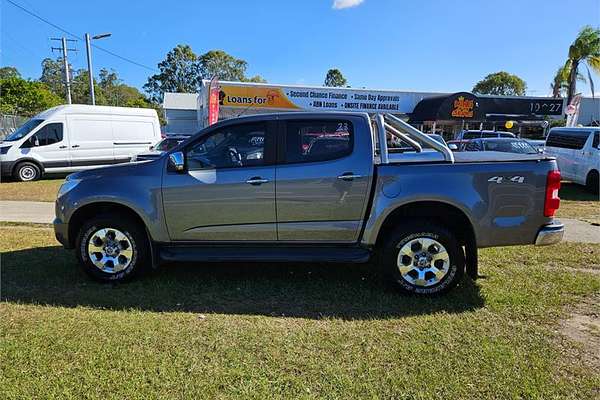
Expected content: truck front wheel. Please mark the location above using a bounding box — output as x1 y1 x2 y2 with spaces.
382 222 465 295
75 215 149 282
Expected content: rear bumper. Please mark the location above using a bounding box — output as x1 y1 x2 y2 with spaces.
534 221 564 246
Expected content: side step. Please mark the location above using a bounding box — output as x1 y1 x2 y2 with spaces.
159 245 372 264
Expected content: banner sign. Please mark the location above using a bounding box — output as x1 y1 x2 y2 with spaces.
566 94 582 127
217 83 419 113
208 76 220 126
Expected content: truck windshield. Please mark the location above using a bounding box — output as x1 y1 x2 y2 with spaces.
3 119 43 141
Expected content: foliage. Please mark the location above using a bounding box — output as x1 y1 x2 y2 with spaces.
564 25 600 103
143 44 203 103
0 66 21 79
39 58 68 100
199 50 247 81
473 71 527 96
145 45 266 102
324 68 348 87
0 77 62 116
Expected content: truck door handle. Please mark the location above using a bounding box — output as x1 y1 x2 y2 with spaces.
59 145 67 149
71 145 80 148
337 173 362 181
246 177 269 185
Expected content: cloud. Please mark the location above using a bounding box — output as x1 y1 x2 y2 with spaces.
332 0 364 10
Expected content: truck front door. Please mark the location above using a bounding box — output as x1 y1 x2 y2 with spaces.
276 117 373 242
162 121 277 241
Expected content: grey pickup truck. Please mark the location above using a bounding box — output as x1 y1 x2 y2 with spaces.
54 112 564 295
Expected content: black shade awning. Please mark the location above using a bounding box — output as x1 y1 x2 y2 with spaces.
409 92 564 123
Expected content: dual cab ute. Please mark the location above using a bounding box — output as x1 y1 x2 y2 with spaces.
54 112 564 295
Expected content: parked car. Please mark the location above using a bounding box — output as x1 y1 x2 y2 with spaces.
525 139 546 153
455 130 516 140
54 112 563 296
0 105 161 181
132 135 191 162
461 138 539 154
545 127 600 193
446 139 470 151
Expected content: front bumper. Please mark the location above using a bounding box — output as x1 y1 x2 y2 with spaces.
53 217 72 249
0 160 15 177
534 221 564 246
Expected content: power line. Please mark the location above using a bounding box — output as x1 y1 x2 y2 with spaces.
5 0 157 72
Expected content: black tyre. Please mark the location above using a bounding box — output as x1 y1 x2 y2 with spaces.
381 221 465 295
75 215 149 282
14 161 41 182
586 170 599 195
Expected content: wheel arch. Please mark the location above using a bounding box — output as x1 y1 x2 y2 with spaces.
68 201 150 249
375 201 476 246
13 158 44 176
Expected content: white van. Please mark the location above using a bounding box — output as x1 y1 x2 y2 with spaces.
0 105 161 181
545 127 600 193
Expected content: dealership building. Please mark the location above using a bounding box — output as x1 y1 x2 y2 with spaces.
163 80 599 139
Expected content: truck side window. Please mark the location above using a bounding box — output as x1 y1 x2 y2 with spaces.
186 123 266 170
284 120 353 163
593 133 599 149
23 123 63 147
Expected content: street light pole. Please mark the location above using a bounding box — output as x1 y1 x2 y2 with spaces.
84 32 111 105
84 33 95 105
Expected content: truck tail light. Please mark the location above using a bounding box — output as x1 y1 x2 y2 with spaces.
544 170 561 217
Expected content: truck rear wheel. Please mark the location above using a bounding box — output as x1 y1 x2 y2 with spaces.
381 222 465 295
75 215 149 282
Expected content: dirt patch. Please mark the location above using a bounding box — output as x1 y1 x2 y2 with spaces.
559 294 600 368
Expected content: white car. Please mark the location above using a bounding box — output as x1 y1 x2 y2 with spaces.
0 105 161 181
545 127 599 193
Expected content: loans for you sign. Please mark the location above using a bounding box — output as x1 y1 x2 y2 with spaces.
218 83 417 113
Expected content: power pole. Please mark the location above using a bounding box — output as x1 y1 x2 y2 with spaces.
51 37 77 104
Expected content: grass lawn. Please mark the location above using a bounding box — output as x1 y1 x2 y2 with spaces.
557 182 600 224
1 224 600 399
0 178 64 202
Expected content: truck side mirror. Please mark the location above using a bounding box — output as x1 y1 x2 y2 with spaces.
448 143 458 151
168 151 185 172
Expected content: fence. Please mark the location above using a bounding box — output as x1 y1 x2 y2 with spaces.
0 114 27 140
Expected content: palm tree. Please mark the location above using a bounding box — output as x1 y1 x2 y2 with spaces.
551 65 586 98
565 25 600 104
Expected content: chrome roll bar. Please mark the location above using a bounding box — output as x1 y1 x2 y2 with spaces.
382 114 455 163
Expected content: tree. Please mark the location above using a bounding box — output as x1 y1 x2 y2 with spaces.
0 66 20 79
40 57 69 100
551 65 586 98
564 25 600 104
473 71 526 96
0 76 62 116
199 50 248 81
143 44 203 103
324 68 348 87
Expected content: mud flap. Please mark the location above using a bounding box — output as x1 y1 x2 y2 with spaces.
465 241 478 280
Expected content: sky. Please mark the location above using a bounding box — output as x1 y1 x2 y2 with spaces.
1 0 599 97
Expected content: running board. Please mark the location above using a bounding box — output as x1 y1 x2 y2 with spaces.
159 245 372 264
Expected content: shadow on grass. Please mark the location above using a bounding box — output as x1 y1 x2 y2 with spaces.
1 246 484 320
560 182 599 202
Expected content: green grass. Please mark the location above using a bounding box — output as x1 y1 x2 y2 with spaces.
557 182 600 224
0 178 64 202
1 225 600 399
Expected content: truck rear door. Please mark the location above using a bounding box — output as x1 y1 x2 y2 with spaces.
275 115 374 242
